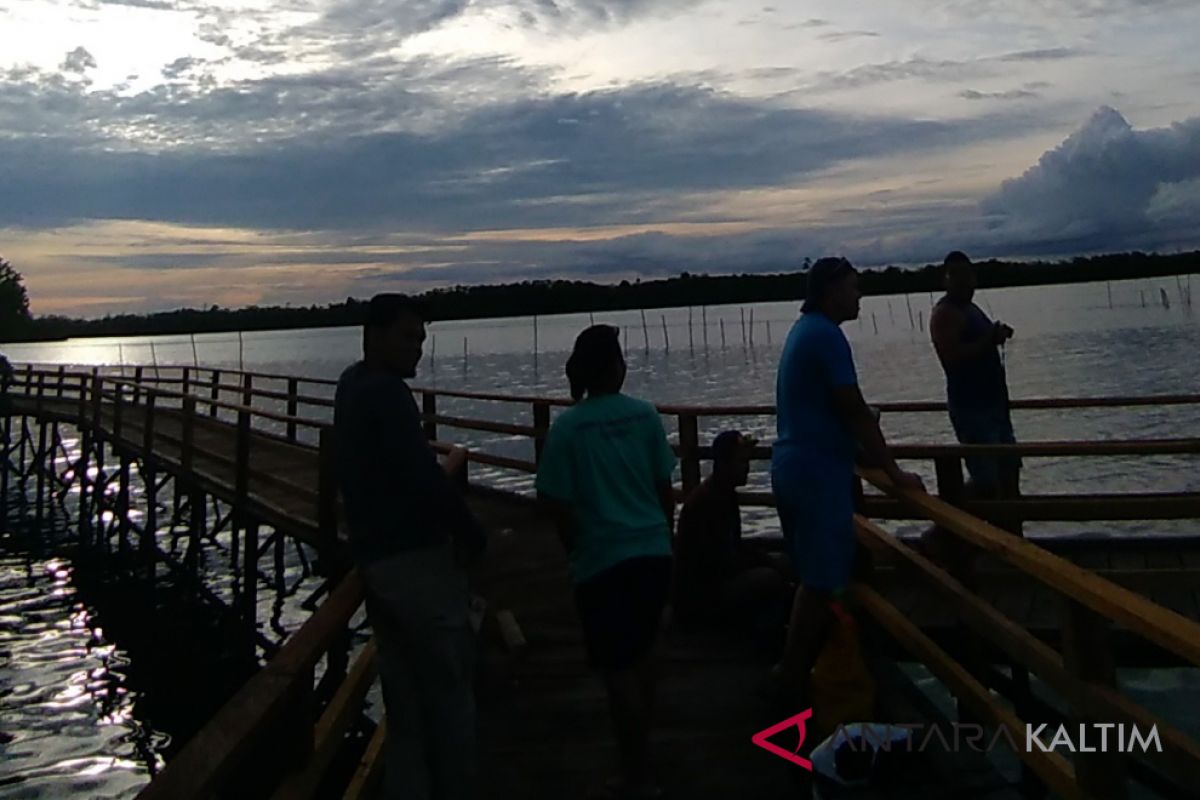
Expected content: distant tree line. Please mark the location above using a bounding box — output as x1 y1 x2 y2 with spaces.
2 250 1198 343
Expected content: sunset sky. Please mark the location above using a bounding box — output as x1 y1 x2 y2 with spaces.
2 0 1199 317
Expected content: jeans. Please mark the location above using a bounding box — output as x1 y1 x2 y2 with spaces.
948 404 1020 492
362 542 477 800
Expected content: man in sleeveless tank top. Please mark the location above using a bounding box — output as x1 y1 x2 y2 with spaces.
929 251 1021 498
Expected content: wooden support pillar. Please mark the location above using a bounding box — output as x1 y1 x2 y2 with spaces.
243 521 259 656
1 412 11 506
232 408 251 572
210 369 221 418
241 372 253 408
35 419 48 528
533 402 550 464
56 365 66 398
1062 600 1128 799
132 366 144 404
182 396 203 573
181 367 190 399
140 392 157 579
286 378 299 442
677 412 700 495
318 427 338 552
422 392 437 442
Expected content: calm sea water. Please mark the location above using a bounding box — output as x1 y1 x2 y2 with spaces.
2 274 1199 797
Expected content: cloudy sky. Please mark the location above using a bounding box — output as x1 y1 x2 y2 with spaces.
2 0 1199 316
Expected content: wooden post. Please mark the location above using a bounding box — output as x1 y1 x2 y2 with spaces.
133 365 144 404
1061 600 1128 799
533 402 550 464
422 392 437 442
678 413 700 494
210 369 221 418
185 394 203 575
56 365 66 397
286 378 299 442
78 377 92 539
1 410 11 506
318 427 338 551
934 455 964 506
232 408 251 570
35 418 48 528
661 314 670 352
243 522 259 651
141 391 157 578
90 375 105 549
241 372 253 409
181 367 190 399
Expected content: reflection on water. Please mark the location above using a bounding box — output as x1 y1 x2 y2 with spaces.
0 511 162 798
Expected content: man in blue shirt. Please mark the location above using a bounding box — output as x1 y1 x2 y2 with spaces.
335 294 486 800
770 257 923 711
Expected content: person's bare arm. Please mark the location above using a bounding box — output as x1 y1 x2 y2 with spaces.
832 385 924 491
930 304 1009 370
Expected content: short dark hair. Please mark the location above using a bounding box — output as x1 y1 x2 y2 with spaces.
801 256 857 313
943 251 972 272
565 325 622 401
362 293 426 355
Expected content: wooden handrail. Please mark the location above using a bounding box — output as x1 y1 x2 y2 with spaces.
861 468 1200 667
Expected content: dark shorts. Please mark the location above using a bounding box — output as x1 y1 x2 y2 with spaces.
948 405 1021 491
575 556 672 672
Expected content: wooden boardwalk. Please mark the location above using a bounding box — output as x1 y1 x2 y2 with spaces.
5 364 1200 799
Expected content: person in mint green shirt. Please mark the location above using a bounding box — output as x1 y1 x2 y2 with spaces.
535 324 675 800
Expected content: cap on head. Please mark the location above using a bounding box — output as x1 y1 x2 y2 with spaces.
802 256 856 312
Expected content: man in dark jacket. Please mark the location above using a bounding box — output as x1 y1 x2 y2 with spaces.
334 293 486 800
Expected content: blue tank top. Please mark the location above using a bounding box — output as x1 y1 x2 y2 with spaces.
936 297 1009 411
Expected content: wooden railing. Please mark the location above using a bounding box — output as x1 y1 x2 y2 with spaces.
6 363 1200 799
854 471 1200 799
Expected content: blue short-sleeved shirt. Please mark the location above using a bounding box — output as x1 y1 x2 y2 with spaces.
535 393 677 583
772 311 859 475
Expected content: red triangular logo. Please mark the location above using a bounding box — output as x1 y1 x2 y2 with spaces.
751 708 814 770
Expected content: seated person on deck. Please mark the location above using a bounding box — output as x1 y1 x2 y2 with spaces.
672 431 793 650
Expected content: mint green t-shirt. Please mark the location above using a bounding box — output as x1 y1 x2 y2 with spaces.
534 393 677 583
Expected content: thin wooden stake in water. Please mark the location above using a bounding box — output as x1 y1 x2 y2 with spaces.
720 318 726 349
918 310 924 333
661 315 670 352
872 313 879 334
702 306 709 349
190 333 199 367
238 330 245 371
905 294 915 330
888 299 895 324
1160 288 1170 309
150 340 161 380
463 337 468 372
766 320 772 345
640 309 650 351
118 343 124 373
1107 281 1113 309
688 307 694 353
748 309 755 346
1141 290 1146 308
589 312 595 326
533 314 539 359
739 307 747 346
431 334 437 372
